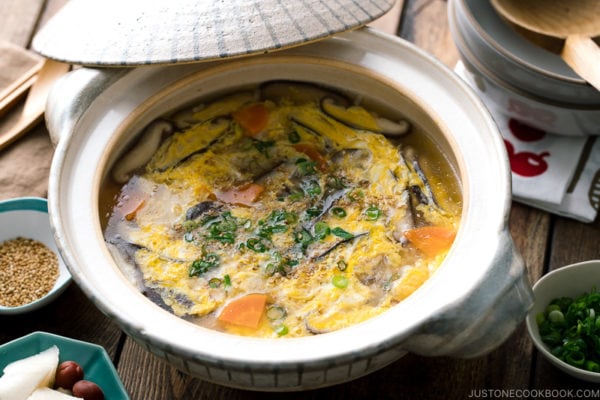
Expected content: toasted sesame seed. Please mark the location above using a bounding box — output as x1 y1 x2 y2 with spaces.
0 237 59 307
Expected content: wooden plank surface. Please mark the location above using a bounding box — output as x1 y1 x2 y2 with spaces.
0 0 598 399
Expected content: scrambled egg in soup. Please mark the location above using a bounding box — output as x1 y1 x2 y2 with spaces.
104 81 461 338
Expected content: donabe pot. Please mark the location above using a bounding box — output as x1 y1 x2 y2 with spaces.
47 28 532 391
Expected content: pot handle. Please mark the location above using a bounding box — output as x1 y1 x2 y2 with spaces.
45 67 129 146
402 230 533 358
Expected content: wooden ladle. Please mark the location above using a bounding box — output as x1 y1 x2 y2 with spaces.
491 0 600 91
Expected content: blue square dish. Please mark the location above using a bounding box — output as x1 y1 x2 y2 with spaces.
0 331 129 399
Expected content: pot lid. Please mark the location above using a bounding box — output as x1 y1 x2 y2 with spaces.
32 0 395 67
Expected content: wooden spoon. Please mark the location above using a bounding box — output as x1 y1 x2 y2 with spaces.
491 0 600 91
0 59 70 150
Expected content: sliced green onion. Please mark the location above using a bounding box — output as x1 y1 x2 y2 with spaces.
302 179 321 197
209 232 235 244
294 229 314 249
208 277 222 288
274 324 289 336
223 274 232 287
183 232 195 242
326 175 346 189
548 310 565 325
288 192 304 202
269 210 298 224
258 210 298 239
337 259 348 271
586 360 600 372
246 237 267 252
270 251 283 263
546 304 561 313
313 222 330 240
348 189 364 202
266 305 287 320
331 207 346 218
288 130 301 143
204 211 239 244
306 207 321 217
189 253 220 276
365 205 382 221
241 219 253 230
200 214 220 226
253 139 275 157
537 288 600 374
331 227 354 240
264 263 277 276
332 275 349 289
535 312 546 325
182 220 198 232
296 158 317 175
566 351 586 367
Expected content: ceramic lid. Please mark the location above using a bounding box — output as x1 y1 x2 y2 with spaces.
32 0 395 66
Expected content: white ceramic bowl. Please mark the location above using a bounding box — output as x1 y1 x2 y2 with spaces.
46 28 533 390
0 197 70 314
448 0 600 136
526 260 600 383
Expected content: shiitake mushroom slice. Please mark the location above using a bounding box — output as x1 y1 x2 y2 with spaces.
260 80 350 106
147 118 231 172
321 97 410 137
112 120 174 184
168 91 256 129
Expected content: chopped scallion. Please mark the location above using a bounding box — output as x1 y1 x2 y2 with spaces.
183 232 195 242
332 275 349 289
189 253 220 277
266 305 287 320
274 324 289 336
208 277 222 288
246 237 268 253
253 139 275 157
296 158 317 175
331 207 346 218
348 189 364 202
288 130 301 143
306 207 321 217
264 263 277 276
365 205 382 221
313 222 330 241
331 227 354 240
537 287 600 372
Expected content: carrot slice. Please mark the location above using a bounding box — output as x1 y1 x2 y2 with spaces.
217 293 268 329
293 143 327 171
404 226 456 257
216 183 264 206
233 103 269 136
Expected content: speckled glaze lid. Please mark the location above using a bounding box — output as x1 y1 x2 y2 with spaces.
32 0 395 66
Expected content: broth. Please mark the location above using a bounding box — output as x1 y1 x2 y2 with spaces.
101 81 462 337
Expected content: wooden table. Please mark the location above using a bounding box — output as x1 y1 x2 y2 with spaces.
1 1 599 399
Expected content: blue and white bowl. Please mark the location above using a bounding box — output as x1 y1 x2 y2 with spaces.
0 197 71 314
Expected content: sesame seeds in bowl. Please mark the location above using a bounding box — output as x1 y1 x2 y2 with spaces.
0 197 71 314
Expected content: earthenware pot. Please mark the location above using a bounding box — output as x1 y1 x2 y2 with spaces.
46 28 533 391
